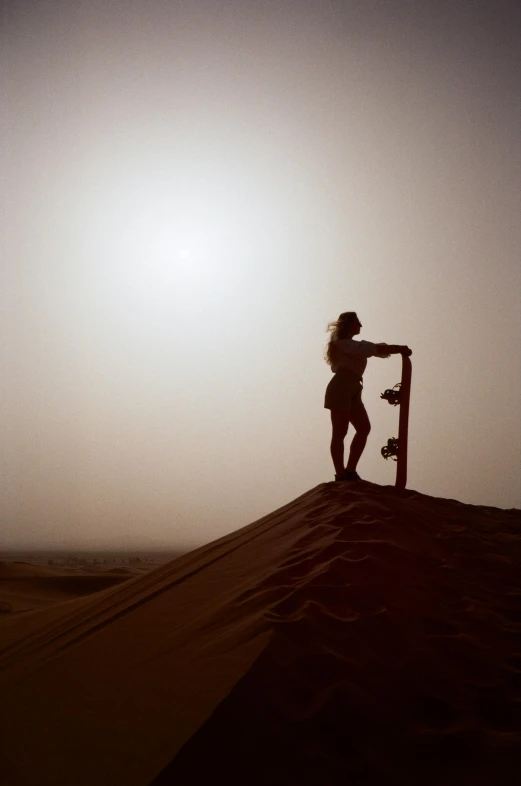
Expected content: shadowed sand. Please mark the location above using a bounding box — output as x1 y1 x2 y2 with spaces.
1 481 520 785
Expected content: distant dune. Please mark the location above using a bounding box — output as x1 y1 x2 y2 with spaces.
1 481 520 786
0 561 148 614
0 554 180 614
0 561 62 578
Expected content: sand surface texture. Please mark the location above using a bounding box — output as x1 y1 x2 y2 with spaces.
1 482 520 785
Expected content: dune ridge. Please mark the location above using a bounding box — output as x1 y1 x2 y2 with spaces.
1 482 520 786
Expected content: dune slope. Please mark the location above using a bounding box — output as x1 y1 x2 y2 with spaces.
1 481 520 786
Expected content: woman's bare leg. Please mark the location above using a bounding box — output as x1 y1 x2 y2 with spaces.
346 405 371 471
330 410 350 475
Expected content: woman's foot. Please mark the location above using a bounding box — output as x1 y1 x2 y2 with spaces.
335 470 362 482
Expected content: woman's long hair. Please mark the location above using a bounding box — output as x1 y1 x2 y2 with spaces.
324 311 358 366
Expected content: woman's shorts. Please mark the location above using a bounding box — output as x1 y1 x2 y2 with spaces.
324 369 364 412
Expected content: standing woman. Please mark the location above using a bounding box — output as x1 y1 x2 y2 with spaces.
324 312 411 482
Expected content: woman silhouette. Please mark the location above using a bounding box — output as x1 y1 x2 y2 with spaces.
324 312 411 482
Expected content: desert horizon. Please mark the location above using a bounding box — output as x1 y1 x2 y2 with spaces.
0 549 187 564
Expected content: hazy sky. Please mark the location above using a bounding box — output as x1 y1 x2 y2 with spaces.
2 0 520 550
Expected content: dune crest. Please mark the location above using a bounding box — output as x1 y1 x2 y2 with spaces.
1 482 520 786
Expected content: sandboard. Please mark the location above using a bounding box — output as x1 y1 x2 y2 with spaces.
380 353 412 489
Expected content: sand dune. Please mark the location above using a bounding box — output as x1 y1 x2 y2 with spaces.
0 561 147 614
0 562 65 579
1 481 520 785
0 554 178 615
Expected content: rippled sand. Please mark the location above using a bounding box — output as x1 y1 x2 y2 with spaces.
1 482 520 786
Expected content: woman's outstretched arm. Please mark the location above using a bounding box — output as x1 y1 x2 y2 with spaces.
376 344 412 357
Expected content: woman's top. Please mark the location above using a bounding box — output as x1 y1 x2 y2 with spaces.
330 339 390 376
